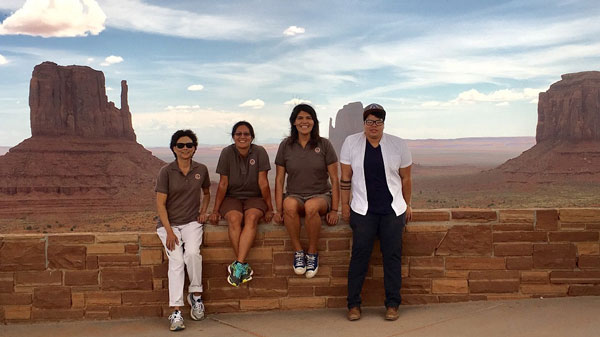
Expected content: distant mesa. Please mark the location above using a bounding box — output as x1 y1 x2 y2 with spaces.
495 71 600 181
329 101 364 155
0 61 164 215
30 61 136 140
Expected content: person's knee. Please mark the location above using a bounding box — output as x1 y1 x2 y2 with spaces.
226 212 243 227
244 213 260 228
304 199 325 217
168 257 186 271
184 246 201 259
283 198 300 217
352 239 375 254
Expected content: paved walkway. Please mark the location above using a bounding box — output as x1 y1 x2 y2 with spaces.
2 296 599 337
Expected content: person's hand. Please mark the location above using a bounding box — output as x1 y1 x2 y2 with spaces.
273 212 283 224
165 229 179 251
209 212 221 225
197 213 209 224
342 204 351 223
326 210 339 226
405 205 413 223
264 210 274 223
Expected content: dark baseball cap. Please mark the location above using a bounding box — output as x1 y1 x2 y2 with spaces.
363 103 386 121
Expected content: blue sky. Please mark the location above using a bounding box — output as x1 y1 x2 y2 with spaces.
1 0 599 147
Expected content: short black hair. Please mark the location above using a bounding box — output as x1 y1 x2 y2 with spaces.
169 129 198 159
231 121 255 140
363 103 386 121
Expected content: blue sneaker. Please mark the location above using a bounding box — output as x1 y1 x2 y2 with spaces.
293 250 306 275
305 253 319 278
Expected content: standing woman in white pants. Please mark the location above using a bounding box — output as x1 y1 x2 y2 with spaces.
155 129 211 332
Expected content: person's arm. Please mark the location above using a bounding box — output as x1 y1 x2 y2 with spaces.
340 163 353 223
209 175 228 224
326 162 340 225
258 170 274 223
399 165 412 222
273 165 286 224
198 186 211 223
157 192 178 250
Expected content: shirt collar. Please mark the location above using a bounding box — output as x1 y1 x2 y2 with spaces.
168 160 199 171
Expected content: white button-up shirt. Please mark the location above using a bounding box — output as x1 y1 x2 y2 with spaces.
340 132 412 216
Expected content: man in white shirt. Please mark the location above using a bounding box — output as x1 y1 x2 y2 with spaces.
340 103 412 322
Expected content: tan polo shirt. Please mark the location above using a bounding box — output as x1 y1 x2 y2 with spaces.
275 137 338 196
216 144 271 198
155 160 211 228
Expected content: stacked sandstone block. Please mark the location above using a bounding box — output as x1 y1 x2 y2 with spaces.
1 208 599 323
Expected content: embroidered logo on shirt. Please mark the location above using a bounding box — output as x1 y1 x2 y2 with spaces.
249 159 256 165
195 174 201 180
314 147 321 153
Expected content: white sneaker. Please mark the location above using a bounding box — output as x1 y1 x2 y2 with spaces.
305 253 319 278
187 293 205 321
168 310 185 331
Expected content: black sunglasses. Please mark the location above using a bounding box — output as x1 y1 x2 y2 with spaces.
175 142 195 149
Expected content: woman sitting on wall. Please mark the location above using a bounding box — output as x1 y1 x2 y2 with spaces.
273 104 340 278
210 121 274 286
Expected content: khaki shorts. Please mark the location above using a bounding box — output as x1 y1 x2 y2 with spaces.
284 192 332 212
220 196 268 217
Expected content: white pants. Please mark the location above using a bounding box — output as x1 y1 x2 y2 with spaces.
157 221 204 307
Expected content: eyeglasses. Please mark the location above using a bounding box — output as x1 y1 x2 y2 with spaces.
364 119 384 126
234 132 251 137
175 142 194 149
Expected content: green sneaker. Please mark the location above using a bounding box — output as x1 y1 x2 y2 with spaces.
227 261 254 286
240 263 254 284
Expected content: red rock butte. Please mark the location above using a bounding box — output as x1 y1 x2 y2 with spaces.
0 62 164 216
495 71 600 181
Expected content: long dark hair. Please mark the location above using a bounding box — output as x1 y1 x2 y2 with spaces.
169 129 198 159
287 104 320 148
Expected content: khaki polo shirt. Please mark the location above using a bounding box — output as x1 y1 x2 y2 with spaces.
275 137 338 196
216 144 271 198
155 160 211 228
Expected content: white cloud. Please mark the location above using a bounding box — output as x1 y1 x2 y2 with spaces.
420 88 542 108
284 98 312 106
239 99 265 109
0 54 7 65
100 55 123 66
0 0 106 37
86 57 94 63
99 0 269 41
453 88 541 104
187 84 204 91
283 25 305 36
132 105 287 144
106 87 113 91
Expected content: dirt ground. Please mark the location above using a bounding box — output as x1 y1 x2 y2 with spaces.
2 166 598 234
2 139 598 234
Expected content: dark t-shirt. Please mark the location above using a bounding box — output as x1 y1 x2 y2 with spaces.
275 137 337 196
155 160 211 228
216 144 271 198
364 140 394 215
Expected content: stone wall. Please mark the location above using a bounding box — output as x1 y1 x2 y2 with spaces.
1 208 600 323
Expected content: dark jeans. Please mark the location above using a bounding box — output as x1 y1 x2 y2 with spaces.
347 210 405 309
